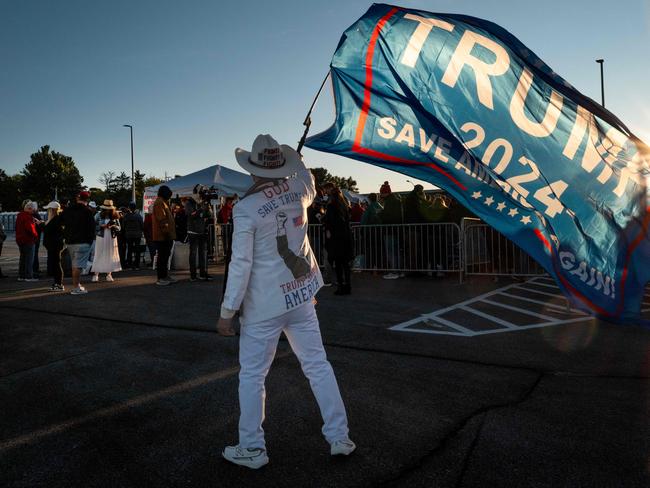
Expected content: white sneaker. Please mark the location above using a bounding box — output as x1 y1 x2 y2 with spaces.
331 439 356 456
383 272 399 280
70 286 88 295
91 275 99 282
156 279 171 286
105 275 114 282
25 278 39 282
222 445 269 469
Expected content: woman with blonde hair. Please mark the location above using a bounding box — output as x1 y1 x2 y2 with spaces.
91 200 122 282
43 201 65 291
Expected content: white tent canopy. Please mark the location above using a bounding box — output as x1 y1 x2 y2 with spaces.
143 164 253 210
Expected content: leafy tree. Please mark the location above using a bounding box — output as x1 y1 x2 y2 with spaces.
142 176 162 188
21 146 84 205
310 167 358 192
0 169 24 211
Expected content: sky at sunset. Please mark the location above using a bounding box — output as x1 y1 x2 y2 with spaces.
1 0 648 194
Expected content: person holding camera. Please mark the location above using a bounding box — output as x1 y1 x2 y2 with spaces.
90 200 122 282
186 198 213 281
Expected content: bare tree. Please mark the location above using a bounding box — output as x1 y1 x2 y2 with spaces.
99 171 116 192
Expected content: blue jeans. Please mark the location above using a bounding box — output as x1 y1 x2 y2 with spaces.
384 234 402 270
18 243 35 279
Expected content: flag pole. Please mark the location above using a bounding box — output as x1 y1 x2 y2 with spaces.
297 71 331 155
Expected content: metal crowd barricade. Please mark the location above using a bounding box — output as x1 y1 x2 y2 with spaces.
0 212 18 232
215 219 543 281
210 223 233 263
350 223 462 278
462 219 545 277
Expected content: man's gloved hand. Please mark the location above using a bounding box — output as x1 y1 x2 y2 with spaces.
276 211 288 228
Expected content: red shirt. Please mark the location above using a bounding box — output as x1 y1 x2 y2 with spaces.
218 203 233 224
16 210 38 245
350 203 364 223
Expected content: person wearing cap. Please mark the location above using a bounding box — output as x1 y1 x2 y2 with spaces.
61 191 95 294
15 200 39 282
217 134 355 469
43 201 65 291
91 200 122 282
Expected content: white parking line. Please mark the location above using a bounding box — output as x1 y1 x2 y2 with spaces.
459 305 519 329
480 298 557 320
390 276 592 336
496 291 584 314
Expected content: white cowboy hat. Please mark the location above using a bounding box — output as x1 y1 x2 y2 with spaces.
44 201 61 210
235 134 301 178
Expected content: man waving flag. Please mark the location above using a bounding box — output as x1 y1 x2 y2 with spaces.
306 3 650 324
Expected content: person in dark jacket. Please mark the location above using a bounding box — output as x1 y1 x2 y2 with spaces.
379 184 404 279
43 201 65 291
174 202 188 243
16 201 39 282
122 202 144 270
60 191 96 295
0 203 6 279
185 199 213 281
323 187 354 295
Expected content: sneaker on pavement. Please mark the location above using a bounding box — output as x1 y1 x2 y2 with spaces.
106 275 114 282
189 276 199 282
222 445 269 469
49 284 63 292
70 286 88 295
331 439 356 456
17 277 25 282
322 281 333 287
383 272 399 280
166 276 178 284
200 275 214 281
91 275 99 282
25 278 39 282
156 279 171 286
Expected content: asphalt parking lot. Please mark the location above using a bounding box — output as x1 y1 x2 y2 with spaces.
1 245 649 487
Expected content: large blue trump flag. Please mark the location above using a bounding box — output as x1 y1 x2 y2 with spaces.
306 3 650 323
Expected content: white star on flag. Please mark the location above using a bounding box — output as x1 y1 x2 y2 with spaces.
484 196 494 206
520 215 532 225
496 202 506 211
508 208 519 217
471 191 482 199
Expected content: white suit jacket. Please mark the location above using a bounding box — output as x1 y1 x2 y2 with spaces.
221 162 323 324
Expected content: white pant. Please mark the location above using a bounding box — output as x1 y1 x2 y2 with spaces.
238 303 349 449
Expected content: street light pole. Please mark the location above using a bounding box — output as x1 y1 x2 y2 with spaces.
123 124 135 203
596 59 605 108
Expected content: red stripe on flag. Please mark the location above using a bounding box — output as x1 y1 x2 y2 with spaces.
350 7 467 192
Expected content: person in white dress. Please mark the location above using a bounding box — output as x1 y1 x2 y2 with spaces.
91 200 122 282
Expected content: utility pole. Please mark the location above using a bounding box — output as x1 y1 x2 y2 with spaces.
123 124 136 202
596 59 605 108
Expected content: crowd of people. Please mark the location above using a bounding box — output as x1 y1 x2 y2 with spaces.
308 179 465 292
3 176 468 295
7 185 217 293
